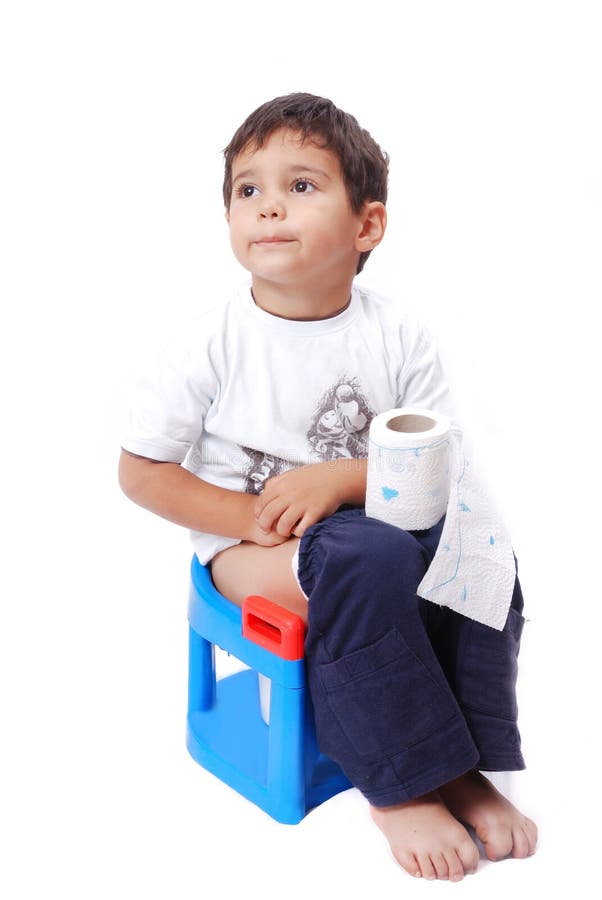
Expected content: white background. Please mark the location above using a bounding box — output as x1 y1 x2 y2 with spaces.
1 1 600 896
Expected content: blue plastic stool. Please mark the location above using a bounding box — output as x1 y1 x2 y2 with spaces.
186 555 351 824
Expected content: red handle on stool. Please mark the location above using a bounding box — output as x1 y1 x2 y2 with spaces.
242 595 305 661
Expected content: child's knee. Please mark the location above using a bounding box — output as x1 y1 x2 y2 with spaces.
299 511 429 631
318 511 428 580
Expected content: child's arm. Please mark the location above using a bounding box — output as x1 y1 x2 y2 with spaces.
118 449 289 547
253 458 367 539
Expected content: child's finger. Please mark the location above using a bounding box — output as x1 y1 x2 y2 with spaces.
291 509 321 538
273 504 304 537
255 495 288 532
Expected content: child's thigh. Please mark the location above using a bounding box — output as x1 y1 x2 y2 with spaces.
210 538 308 623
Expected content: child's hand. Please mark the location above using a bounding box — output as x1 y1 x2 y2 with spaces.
237 492 290 546
253 462 349 539
245 518 292 547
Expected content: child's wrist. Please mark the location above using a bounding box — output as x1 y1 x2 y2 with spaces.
330 458 367 506
240 493 261 542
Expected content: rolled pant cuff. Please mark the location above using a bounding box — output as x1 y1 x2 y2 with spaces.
460 707 526 772
365 743 480 808
359 713 481 808
477 753 526 772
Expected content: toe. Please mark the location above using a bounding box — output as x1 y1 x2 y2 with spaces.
511 824 531 859
525 817 538 854
481 825 513 861
417 853 437 880
395 851 422 879
457 835 480 874
431 851 449 880
444 849 465 882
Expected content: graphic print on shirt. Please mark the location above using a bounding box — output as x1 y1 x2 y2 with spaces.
308 376 375 461
241 448 291 495
241 376 375 493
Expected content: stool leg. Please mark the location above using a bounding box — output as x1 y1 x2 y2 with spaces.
267 680 306 823
188 627 215 713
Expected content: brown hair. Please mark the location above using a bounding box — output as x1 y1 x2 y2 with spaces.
223 93 389 273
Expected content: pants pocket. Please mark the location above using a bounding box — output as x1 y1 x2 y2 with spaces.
318 628 455 760
457 608 525 720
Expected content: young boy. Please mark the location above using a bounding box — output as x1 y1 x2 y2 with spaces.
119 92 537 882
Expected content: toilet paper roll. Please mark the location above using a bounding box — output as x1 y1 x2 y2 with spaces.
365 408 516 631
365 409 453 530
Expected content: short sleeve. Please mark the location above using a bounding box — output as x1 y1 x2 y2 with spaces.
121 328 218 464
396 325 455 419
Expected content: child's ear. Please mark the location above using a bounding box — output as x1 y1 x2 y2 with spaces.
355 201 387 252
225 208 230 224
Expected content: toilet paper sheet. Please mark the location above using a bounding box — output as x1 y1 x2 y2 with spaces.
365 408 515 631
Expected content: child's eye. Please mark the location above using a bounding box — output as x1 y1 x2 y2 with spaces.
238 184 259 198
292 180 315 194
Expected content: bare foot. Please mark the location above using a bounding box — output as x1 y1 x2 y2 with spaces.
370 790 480 881
439 770 538 862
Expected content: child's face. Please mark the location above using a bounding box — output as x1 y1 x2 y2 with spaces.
226 128 365 294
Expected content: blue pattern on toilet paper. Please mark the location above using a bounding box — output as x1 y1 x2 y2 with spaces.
367 411 515 630
420 450 468 594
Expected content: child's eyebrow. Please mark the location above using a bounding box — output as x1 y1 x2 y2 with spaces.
231 168 255 186
231 165 332 187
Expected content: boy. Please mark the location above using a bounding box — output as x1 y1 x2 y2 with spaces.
119 93 537 882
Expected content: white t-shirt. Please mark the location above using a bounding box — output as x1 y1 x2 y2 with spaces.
122 280 453 564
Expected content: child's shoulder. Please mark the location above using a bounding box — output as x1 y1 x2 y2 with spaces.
161 283 245 353
137 285 242 386
354 282 433 340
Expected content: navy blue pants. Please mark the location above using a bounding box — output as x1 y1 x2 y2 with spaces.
297 508 526 808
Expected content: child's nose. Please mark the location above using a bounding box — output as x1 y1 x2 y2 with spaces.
258 194 286 220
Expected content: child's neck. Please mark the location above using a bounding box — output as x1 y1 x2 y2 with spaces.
250 276 354 322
